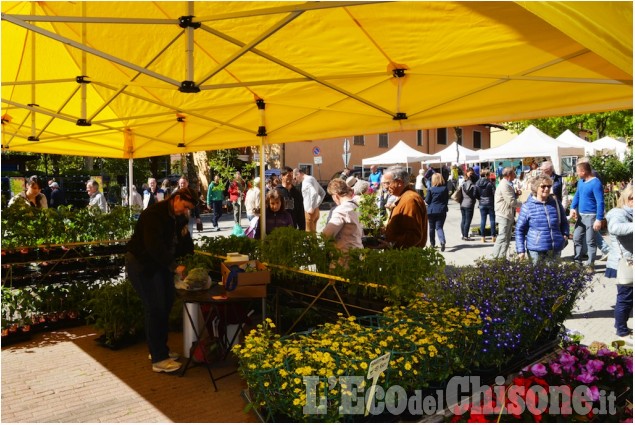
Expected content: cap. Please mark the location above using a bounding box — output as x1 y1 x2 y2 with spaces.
49 182 59 188
253 177 261 185
346 176 358 188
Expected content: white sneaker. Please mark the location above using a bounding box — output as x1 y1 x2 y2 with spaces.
152 358 182 373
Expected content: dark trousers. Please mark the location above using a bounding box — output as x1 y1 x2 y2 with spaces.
460 207 474 238
615 284 633 337
211 200 223 227
479 205 496 238
125 253 174 363
428 212 447 246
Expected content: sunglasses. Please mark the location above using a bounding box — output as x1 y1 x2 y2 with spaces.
540 185 552 189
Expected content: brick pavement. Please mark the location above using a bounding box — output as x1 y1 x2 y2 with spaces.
2 198 629 422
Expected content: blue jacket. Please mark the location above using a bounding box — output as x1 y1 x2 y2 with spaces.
515 195 569 253
425 185 449 215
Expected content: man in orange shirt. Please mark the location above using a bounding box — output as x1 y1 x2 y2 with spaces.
380 166 428 248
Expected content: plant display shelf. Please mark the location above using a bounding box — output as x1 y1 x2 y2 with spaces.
2 239 129 287
193 251 388 335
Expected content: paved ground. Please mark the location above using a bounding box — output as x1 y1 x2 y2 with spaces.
1 198 630 423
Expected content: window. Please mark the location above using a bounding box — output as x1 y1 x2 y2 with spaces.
378 133 388 148
298 163 313 176
436 128 447 145
353 135 365 146
417 130 423 146
473 130 482 149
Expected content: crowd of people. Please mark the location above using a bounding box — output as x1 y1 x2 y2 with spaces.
6 157 632 364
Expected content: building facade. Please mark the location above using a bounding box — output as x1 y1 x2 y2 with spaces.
281 125 490 182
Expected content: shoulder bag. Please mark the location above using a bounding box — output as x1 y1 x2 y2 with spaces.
451 186 463 203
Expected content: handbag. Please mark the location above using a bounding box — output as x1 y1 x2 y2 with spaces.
451 186 463 203
617 244 633 285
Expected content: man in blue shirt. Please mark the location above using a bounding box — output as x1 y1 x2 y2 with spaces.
570 161 605 272
368 165 383 192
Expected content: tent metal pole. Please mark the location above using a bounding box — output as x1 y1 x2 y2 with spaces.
129 158 134 208
185 2 195 82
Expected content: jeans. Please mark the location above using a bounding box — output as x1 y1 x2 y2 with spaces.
492 216 514 258
428 212 447 246
527 249 562 264
479 205 496 238
125 253 174 363
573 213 598 266
615 284 633 337
210 200 223 227
232 200 242 223
460 207 474 238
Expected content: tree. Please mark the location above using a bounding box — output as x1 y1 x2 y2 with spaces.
505 110 633 141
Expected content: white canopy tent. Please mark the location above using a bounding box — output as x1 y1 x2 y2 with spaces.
362 140 440 166
423 142 480 165
556 130 596 156
478 125 585 174
592 137 629 160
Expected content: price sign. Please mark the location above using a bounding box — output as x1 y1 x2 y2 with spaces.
365 352 391 416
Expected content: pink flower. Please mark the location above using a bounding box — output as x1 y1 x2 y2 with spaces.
530 363 548 377
575 371 597 384
549 362 562 375
597 348 618 358
585 359 604 374
587 385 600 402
606 364 618 375
559 352 577 372
624 356 633 374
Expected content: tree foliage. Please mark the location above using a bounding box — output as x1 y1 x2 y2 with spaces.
589 151 633 184
505 110 633 140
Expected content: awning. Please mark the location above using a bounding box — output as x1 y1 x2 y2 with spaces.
2 2 632 158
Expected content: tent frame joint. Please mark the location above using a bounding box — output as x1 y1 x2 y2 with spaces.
179 81 201 93
76 75 91 84
256 99 266 110
76 119 92 127
28 136 40 142
257 126 267 137
178 16 201 29
393 112 407 120
392 68 407 78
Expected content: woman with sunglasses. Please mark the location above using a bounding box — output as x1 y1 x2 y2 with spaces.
515 174 569 264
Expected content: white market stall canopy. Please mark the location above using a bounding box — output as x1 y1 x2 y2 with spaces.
592 136 630 160
1 2 632 159
424 142 480 165
478 125 585 174
556 130 596 156
362 140 440 165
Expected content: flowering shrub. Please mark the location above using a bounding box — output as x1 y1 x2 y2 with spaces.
452 344 633 422
427 258 591 368
234 302 482 422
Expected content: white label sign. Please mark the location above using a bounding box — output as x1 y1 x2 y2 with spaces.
314 156 323 164
365 352 391 416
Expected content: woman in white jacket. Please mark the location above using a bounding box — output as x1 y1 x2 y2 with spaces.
605 185 633 344
244 177 261 222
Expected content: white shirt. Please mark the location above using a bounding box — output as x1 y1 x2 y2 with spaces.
301 175 326 213
244 187 261 216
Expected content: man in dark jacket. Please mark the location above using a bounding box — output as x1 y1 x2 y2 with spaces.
475 170 497 243
276 166 305 230
539 161 563 203
48 181 67 208
125 187 197 373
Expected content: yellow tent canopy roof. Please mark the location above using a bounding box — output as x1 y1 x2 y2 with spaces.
2 1 632 158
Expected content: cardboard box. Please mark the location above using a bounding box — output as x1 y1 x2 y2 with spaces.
221 260 270 298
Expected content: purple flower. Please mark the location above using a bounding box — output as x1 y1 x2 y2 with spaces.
606 364 618 376
587 386 600 402
575 371 597 384
585 359 604 374
624 356 633 374
597 348 617 358
559 352 577 372
549 362 563 375
530 363 548 377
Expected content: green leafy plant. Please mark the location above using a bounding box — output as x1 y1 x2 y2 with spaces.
85 279 144 346
357 193 382 237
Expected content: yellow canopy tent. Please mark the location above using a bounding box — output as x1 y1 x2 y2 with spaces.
2 1 632 159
